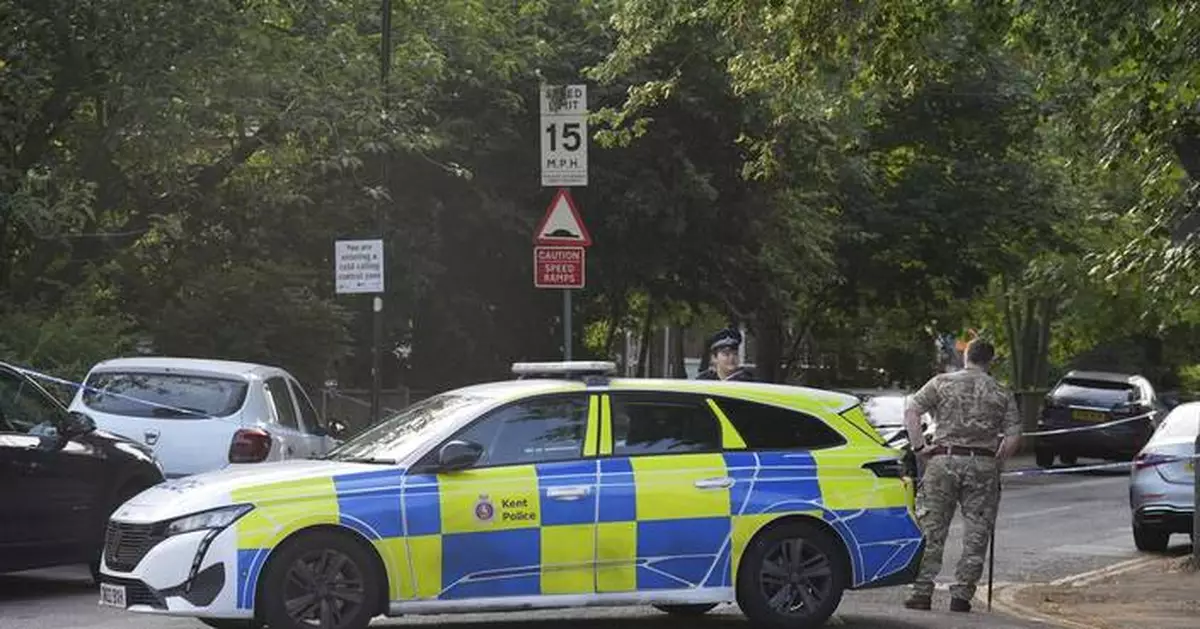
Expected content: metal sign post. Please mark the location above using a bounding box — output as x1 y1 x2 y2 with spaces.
335 239 385 422
537 85 589 360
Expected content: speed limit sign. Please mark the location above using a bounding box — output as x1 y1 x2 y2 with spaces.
540 84 588 187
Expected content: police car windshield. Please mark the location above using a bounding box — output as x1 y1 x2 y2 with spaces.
324 392 489 463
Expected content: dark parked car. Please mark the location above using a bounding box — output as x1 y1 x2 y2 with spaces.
0 361 165 580
1035 370 1168 468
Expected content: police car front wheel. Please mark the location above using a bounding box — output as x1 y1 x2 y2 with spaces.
735 521 848 629
259 530 384 629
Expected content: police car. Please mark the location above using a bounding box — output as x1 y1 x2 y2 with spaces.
98 362 923 629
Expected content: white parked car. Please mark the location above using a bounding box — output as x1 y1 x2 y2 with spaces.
68 357 340 478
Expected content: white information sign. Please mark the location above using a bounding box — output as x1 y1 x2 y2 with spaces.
335 239 384 294
540 84 588 187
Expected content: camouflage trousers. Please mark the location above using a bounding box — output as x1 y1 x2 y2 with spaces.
910 453 1001 601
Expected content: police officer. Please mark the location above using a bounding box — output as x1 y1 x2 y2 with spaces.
695 327 755 381
902 339 1022 613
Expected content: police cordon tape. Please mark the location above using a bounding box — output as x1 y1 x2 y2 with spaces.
1000 452 1200 478
13 363 211 418
12 362 1196 477
1020 410 1157 437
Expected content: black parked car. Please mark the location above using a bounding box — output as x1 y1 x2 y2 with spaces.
0 361 165 580
1034 370 1168 468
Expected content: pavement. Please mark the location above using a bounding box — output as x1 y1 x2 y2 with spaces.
999 553 1198 629
0 454 1180 629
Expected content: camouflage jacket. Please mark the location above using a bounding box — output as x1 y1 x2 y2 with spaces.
909 367 1022 450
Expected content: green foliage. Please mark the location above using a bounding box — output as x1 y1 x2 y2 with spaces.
1178 364 1200 395
3 0 1200 394
0 300 136 386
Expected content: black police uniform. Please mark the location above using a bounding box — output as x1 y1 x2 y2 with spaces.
695 327 756 381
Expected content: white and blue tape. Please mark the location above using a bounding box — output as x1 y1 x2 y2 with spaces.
11 363 212 418
8 362 1198 478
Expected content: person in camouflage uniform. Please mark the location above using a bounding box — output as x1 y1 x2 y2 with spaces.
902 339 1022 613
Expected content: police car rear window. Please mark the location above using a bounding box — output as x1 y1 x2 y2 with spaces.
713 398 846 450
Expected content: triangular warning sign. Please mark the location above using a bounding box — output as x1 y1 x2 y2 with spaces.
534 188 592 246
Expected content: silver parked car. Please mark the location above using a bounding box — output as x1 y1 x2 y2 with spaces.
1128 401 1198 551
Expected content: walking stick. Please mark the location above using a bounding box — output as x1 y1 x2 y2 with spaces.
987 523 995 610
987 475 1001 611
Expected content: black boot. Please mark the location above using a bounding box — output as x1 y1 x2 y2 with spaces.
950 597 972 613
904 593 932 610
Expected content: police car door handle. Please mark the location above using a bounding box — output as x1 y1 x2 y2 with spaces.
546 486 590 501
695 477 734 490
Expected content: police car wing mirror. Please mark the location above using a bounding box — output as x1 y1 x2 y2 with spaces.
438 439 483 472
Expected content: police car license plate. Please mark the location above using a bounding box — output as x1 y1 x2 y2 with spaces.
99 583 126 608
1071 409 1107 423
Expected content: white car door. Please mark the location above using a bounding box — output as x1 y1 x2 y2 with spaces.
288 377 334 457
261 376 313 460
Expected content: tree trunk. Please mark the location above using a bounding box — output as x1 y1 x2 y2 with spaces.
1002 279 1059 436
603 290 626 357
755 308 784 383
1033 298 1053 386
671 325 685 378
637 299 654 377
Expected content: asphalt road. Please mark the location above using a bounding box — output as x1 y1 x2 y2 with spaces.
3 458 1189 629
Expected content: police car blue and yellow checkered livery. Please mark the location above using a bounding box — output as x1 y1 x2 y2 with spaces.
99 363 924 629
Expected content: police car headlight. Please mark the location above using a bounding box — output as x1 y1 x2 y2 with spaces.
165 504 253 537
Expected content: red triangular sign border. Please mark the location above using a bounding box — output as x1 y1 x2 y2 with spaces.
534 188 592 247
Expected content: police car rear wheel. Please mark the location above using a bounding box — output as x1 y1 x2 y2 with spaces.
260 530 382 629
736 521 847 629
653 603 719 616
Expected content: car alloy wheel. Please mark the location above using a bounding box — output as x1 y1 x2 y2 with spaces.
261 531 382 629
759 537 833 614
736 521 847 628
283 549 366 626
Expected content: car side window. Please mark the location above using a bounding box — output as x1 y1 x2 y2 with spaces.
264 377 300 430
289 379 324 435
610 394 721 456
449 395 588 468
712 397 846 450
0 369 65 434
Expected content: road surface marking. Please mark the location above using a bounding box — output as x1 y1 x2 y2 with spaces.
1002 504 1078 521
1048 544 1133 558
1047 555 1156 586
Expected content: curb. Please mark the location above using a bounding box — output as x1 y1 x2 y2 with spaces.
983 556 1157 629
988 583 1100 629
1047 556 1155 587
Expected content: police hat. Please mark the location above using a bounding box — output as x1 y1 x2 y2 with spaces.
709 327 742 352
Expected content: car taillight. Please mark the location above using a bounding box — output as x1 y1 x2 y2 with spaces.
229 428 272 463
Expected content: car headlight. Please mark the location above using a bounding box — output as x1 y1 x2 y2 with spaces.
164 504 253 537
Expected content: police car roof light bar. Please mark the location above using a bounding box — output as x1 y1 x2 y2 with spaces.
511 361 617 381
